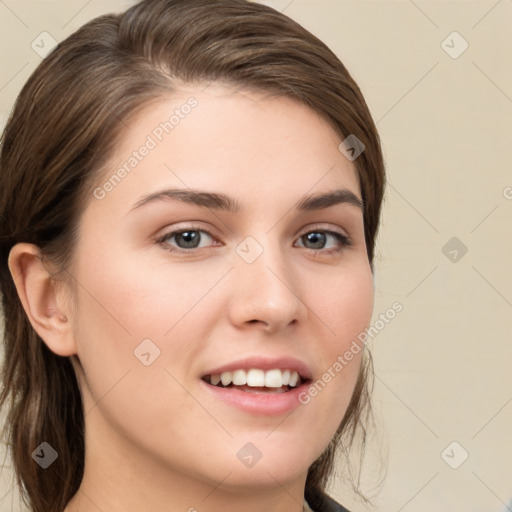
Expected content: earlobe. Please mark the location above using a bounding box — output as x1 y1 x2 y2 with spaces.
8 243 77 357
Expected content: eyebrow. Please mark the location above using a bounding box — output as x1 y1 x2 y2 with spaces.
295 189 363 211
130 187 363 213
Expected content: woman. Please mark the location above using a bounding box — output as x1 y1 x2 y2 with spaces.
0 1 386 511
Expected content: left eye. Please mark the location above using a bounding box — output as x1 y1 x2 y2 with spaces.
295 230 350 251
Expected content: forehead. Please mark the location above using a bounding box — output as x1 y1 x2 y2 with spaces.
90 83 361 214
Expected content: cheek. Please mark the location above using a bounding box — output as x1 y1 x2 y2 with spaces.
71 244 225 344
298 263 373 429
68 249 231 411
68 261 213 462
312 261 374 348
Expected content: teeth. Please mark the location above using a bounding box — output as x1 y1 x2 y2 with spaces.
232 369 247 385
220 371 232 386
265 369 282 388
208 369 303 389
247 369 265 387
289 371 299 387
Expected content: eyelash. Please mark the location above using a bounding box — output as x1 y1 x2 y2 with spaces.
156 225 352 255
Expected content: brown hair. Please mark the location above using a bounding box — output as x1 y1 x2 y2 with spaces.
0 1 385 511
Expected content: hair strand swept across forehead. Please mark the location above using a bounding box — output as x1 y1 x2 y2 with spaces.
0 1 385 511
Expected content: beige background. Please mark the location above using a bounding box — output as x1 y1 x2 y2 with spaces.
1 1 511 511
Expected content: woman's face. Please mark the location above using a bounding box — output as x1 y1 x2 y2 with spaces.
66 84 374 492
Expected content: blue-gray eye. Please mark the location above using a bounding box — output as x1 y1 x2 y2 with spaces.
161 229 214 250
296 231 350 250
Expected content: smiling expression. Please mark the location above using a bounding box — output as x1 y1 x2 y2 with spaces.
65 83 374 491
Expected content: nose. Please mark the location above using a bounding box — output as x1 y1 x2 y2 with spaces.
226 241 307 334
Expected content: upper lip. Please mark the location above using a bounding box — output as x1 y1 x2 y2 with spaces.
202 356 313 381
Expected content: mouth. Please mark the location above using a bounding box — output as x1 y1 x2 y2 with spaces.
201 368 309 394
200 357 313 415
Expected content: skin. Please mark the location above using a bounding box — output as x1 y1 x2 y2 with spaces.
9 84 374 512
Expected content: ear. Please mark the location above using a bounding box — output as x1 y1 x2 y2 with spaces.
8 243 77 357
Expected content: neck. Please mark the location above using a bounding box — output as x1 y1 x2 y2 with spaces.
64 409 308 512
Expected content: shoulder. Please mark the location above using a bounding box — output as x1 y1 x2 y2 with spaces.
321 493 351 512
318 492 351 512
306 489 352 512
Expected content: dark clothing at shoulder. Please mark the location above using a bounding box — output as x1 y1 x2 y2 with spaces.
317 492 351 512
307 489 351 512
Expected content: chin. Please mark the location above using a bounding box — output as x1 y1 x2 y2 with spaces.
204 437 322 489
220 461 310 490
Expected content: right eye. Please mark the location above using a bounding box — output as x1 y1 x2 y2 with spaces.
157 228 218 252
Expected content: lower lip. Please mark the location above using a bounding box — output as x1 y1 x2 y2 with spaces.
200 380 309 416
